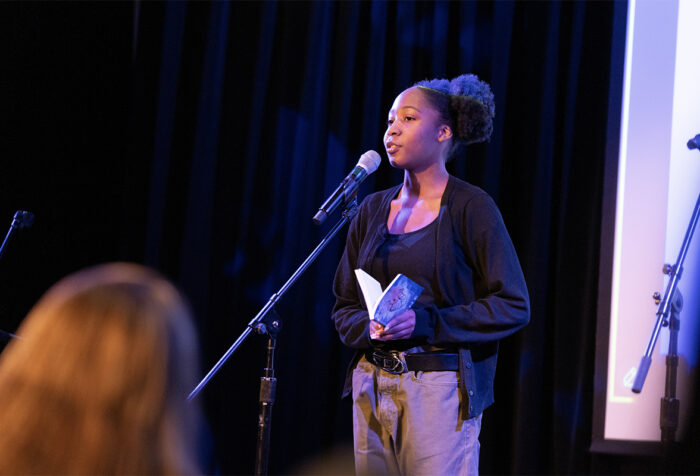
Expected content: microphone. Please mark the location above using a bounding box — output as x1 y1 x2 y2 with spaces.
0 210 34 261
313 150 381 225
11 210 35 229
687 134 700 150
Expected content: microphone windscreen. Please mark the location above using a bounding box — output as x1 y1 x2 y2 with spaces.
357 150 381 174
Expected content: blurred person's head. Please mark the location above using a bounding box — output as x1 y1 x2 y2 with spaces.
0 262 202 474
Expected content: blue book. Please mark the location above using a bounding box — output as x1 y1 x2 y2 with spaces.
354 269 423 327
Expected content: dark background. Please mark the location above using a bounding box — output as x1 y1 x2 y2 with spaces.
1 1 697 474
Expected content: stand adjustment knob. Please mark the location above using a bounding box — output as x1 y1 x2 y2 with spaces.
653 292 661 305
662 263 673 275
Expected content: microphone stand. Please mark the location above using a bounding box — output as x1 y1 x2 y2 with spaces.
188 199 360 476
632 190 700 448
0 211 34 351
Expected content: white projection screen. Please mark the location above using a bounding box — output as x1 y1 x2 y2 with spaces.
592 0 700 453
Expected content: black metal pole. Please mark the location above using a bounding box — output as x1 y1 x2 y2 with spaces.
660 291 682 445
255 328 278 476
187 200 359 401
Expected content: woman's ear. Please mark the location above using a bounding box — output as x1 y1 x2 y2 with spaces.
437 125 453 143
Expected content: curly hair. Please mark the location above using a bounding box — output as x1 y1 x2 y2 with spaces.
413 74 495 156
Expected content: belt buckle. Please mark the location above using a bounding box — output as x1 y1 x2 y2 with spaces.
370 349 408 375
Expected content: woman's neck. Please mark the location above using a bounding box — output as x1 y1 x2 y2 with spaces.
401 162 449 200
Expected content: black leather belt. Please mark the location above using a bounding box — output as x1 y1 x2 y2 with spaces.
365 349 459 374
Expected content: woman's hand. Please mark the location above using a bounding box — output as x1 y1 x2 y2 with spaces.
369 310 416 341
369 320 385 339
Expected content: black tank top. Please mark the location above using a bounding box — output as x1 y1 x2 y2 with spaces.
369 218 438 308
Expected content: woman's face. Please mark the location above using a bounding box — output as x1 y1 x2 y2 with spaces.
384 87 450 171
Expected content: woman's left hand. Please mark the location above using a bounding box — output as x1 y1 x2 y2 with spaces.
371 310 416 341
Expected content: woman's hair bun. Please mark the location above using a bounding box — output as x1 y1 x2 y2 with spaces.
449 74 495 118
414 73 495 145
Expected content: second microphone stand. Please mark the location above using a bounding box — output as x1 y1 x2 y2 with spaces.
632 191 700 448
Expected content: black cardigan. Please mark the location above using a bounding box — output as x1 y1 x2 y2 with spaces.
332 175 530 417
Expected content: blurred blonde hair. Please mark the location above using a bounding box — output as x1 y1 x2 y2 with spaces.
0 262 202 475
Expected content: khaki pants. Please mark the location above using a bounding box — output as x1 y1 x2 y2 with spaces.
352 356 481 476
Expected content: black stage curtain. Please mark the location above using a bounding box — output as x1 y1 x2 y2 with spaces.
1 1 629 474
